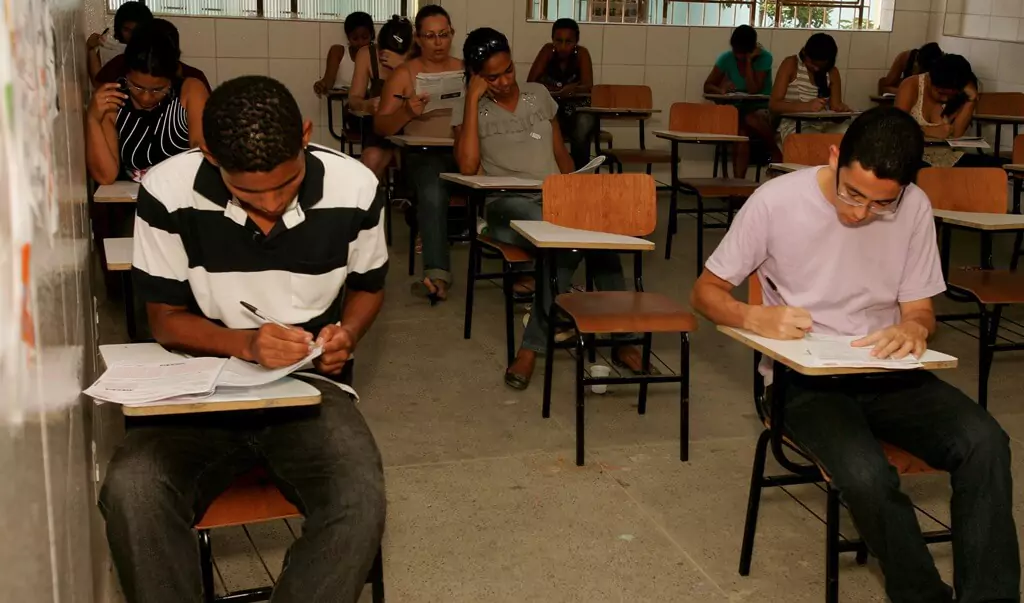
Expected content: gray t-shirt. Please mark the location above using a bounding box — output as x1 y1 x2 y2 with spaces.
451 82 562 181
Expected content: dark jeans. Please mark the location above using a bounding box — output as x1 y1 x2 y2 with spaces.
780 371 1019 603
405 151 458 284
559 111 598 170
99 379 386 603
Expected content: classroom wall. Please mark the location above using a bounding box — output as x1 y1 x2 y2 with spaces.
83 0 932 175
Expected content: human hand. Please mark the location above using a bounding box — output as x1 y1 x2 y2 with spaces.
751 45 762 60
721 80 737 93
369 97 381 112
406 93 429 117
313 324 356 375
805 98 827 112
468 74 490 102
87 32 104 50
87 82 127 121
379 50 404 70
829 99 852 112
745 305 813 340
851 322 928 359
313 79 328 97
246 324 313 369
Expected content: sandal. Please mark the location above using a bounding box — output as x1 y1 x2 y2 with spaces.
411 278 448 306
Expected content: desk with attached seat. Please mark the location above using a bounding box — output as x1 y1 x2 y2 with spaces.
781 111 859 134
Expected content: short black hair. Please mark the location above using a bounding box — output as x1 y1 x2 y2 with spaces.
123 24 180 80
378 16 414 55
730 25 757 53
552 18 580 39
930 53 974 91
148 18 181 51
838 107 924 186
203 76 304 173
916 42 943 73
463 27 511 82
415 4 451 32
801 33 838 97
344 11 375 39
113 1 153 43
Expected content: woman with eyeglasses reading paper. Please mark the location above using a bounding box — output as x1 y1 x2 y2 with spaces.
86 23 207 185
376 4 463 304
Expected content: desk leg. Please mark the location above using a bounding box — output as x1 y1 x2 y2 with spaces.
1014 178 1022 215
939 221 951 280
995 123 1003 159
402 147 417 276
123 271 138 342
666 141 679 260
541 249 558 418
593 115 603 170
327 96 344 145
981 231 994 270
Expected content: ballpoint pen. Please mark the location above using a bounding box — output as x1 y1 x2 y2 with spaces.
240 301 294 331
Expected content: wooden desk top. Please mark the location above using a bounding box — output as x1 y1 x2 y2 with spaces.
932 209 1024 231
349 109 371 118
1004 163 1024 173
766 162 809 174
94 181 140 203
103 237 133 271
576 107 661 115
387 135 455 148
717 326 958 376
653 130 748 143
98 344 322 416
510 220 655 251
703 93 770 102
439 173 542 190
782 111 859 119
973 113 1024 123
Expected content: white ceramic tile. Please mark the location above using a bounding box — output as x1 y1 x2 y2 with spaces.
947 0 966 12
602 24 648 65
165 16 216 58
466 0 514 33
268 58 321 126
215 58 269 85
216 18 268 58
645 65 687 128
180 56 217 87
992 0 1023 16
1019 16 1024 40
844 69 888 110
928 11 945 39
963 13 992 36
269 21 320 60
848 32 891 69
931 0 948 11
513 20 553 64
892 10 931 48
645 25 689 66
687 27 731 67
443 0 470 39
990 17 1020 40
899 0 933 10
684 67 708 103
964 0 993 14
319 22 345 59
578 25 605 63
941 32 972 54
997 40 1024 83
969 39 1001 79
515 63 533 87
768 29 810 65
827 31 853 70
599 64 646 85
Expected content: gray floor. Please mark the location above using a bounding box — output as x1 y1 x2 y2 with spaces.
97 192 1024 602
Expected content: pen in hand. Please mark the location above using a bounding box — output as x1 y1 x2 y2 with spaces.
240 301 295 331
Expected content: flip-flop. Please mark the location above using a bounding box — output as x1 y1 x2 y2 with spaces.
410 279 447 306
504 370 531 390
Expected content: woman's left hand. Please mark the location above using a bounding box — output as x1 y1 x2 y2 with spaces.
379 50 404 70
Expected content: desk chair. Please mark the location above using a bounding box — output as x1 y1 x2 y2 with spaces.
918 167 1024 408
782 133 844 166
464 234 535 366
196 469 385 603
664 102 759 272
539 174 698 465
975 92 1024 157
738 278 951 603
591 85 671 175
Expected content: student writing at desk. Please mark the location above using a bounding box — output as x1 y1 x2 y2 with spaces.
100 76 388 603
376 4 463 303
86 1 152 85
455 28 649 389
878 42 943 97
770 33 852 144
691 108 1018 603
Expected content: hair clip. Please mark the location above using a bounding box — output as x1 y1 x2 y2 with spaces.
393 35 404 43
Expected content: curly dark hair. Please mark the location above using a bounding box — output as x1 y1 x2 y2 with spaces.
202 76 304 173
124 24 180 80
113 1 153 43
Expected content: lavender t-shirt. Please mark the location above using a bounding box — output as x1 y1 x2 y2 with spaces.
706 167 946 338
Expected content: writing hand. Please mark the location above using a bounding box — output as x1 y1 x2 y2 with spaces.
406 93 429 117
313 324 356 375
807 98 828 112
246 324 313 369
851 322 928 359
721 81 737 93
745 305 813 340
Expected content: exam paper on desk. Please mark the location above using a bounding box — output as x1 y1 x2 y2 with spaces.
85 357 226 404
415 71 464 113
803 334 923 369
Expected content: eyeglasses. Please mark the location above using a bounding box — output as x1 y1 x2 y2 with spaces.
835 173 905 216
419 29 452 41
123 78 171 97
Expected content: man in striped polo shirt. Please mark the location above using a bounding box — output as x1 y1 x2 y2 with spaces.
99 76 387 603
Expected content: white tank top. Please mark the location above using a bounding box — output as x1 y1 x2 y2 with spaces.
332 48 357 89
785 58 823 103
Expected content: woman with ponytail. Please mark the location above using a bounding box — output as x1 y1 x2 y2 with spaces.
770 33 852 144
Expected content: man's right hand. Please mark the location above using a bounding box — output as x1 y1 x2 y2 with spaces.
246 324 313 368
744 305 813 340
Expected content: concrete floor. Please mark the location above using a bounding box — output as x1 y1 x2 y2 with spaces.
97 192 1024 602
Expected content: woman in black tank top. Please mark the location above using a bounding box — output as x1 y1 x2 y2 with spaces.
86 22 207 184
878 42 942 96
347 16 415 180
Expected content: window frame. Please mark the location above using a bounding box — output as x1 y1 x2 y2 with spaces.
106 0 416 21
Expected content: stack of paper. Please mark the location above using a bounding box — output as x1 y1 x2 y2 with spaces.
947 137 990 149
414 71 464 114
802 334 922 369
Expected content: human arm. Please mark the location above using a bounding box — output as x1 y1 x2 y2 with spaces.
948 83 978 138
527 44 555 86
878 51 910 95
348 46 377 113
769 57 825 113
453 76 489 175
704 66 735 95
691 270 813 339
895 76 952 138
181 77 208 149
551 118 574 173
374 65 425 136
740 46 769 95
828 68 851 112
85 82 127 185
314 44 345 97
575 46 594 93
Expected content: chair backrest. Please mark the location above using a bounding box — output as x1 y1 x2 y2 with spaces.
668 102 739 136
1014 134 1024 164
748 275 763 305
916 167 1008 214
976 92 1024 117
782 133 844 165
591 84 653 110
542 173 657 236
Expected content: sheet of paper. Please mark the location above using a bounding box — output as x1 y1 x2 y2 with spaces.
460 176 542 188
85 357 227 404
414 71 464 113
947 137 991 149
803 334 923 369
573 156 607 174
217 346 323 388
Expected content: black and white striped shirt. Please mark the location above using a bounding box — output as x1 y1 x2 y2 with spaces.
132 145 387 335
115 89 191 180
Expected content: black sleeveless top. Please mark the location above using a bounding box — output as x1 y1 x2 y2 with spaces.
901 48 920 80
114 83 190 180
541 48 582 90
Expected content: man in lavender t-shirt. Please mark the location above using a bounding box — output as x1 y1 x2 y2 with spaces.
692 108 1018 602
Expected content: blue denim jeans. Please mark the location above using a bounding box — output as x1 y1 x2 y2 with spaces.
559 111 598 171
780 371 1019 603
98 378 386 603
406 151 458 285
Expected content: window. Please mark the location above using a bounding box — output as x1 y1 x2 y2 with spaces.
529 0 884 29
107 0 414 21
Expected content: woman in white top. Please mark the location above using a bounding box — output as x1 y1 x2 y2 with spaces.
313 12 375 95
770 33 852 144
895 54 1001 168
